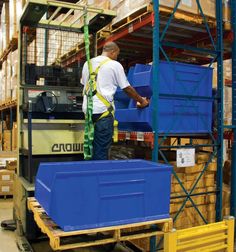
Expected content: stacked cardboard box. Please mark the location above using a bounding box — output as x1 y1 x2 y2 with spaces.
9 0 24 40
177 0 198 15
6 160 17 171
110 0 231 28
3 122 17 151
6 53 12 100
0 70 3 103
223 160 231 216
0 169 14 196
1 2 9 52
0 54 18 103
223 183 230 216
224 85 232 125
169 152 217 230
130 150 218 251
11 49 18 99
212 59 232 89
1 60 7 102
199 0 230 28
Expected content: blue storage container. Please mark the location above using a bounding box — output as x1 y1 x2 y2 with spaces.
35 160 172 232
116 98 212 133
115 61 213 133
131 61 213 97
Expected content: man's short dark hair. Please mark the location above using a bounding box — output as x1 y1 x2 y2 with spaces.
102 42 119 52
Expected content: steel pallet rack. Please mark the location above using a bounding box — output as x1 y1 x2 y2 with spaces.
98 1 233 250
151 0 224 250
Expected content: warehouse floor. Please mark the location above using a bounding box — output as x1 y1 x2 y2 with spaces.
0 199 18 252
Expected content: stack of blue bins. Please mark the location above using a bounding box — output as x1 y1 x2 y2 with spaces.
115 61 213 133
35 159 172 231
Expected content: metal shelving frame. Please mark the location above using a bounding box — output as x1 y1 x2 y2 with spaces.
149 1 225 250
153 0 223 224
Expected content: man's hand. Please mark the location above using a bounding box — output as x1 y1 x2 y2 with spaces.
137 97 149 108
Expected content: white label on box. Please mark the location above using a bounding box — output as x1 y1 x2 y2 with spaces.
128 24 134 33
177 148 195 167
2 186 10 192
2 175 10 181
181 0 192 7
137 132 144 141
125 132 130 140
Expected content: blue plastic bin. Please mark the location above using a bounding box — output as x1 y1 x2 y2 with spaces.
35 160 172 232
131 61 213 97
116 98 212 133
115 61 213 133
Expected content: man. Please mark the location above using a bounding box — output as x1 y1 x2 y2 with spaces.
81 42 149 160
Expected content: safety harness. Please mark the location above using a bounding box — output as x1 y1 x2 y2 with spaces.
83 59 118 160
83 10 118 160
84 58 114 119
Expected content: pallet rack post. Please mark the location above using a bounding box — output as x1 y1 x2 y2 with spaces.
230 0 236 220
216 0 224 222
150 1 160 250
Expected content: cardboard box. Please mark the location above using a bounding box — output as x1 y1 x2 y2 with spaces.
1 2 10 51
196 152 211 164
6 160 17 171
3 125 17 151
0 181 13 195
0 24 2 56
160 0 174 8
176 0 198 15
0 169 14 181
198 0 215 18
0 70 2 103
9 0 24 40
9 0 17 40
111 0 150 25
223 0 231 29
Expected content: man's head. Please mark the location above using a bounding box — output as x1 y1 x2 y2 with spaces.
102 42 120 60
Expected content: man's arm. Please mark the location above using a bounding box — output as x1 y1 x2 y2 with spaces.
123 86 149 108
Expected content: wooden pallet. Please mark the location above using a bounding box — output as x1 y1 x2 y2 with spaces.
111 4 153 32
0 99 17 110
0 37 18 63
28 197 173 251
110 3 217 35
0 99 17 109
159 6 216 27
0 194 13 199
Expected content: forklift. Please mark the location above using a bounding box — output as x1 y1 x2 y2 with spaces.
0 0 115 249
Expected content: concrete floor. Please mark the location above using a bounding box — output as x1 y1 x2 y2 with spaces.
0 199 18 252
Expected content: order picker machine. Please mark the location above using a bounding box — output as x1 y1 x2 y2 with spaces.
7 0 116 241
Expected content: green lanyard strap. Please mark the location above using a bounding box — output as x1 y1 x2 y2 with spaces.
83 9 94 160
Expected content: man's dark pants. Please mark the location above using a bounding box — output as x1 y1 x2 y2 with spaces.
92 114 114 160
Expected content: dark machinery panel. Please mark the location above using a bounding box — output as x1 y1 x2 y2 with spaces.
25 64 81 87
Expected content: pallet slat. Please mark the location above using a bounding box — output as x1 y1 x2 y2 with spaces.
28 197 172 251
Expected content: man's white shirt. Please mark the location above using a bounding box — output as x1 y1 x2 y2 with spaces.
81 55 130 114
